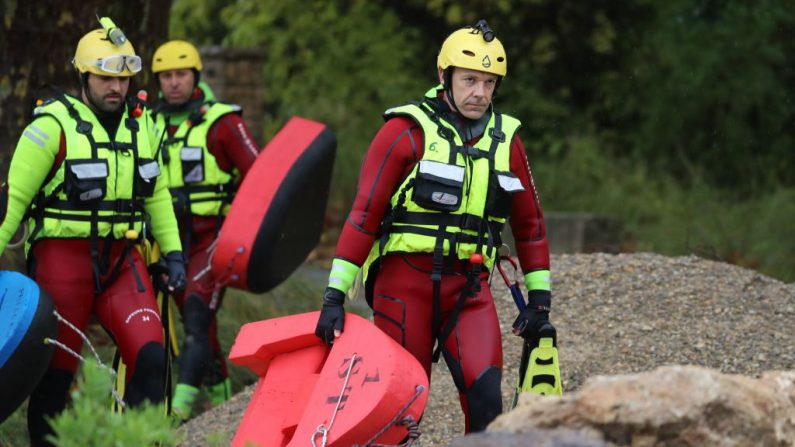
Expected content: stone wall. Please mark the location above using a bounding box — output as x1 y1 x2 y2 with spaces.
502 212 623 254
199 47 266 147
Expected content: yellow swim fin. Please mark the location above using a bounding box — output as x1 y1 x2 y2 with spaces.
520 335 562 395
512 324 562 407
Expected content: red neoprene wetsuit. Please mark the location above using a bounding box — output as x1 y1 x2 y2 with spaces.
168 112 258 385
13 107 182 446
335 111 550 432
27 131 169 384
31 113 257 379
29 239 163 378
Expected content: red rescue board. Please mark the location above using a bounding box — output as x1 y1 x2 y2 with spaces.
229 312 429 447
212 117 336 293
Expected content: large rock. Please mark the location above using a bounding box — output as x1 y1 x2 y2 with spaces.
488 365 795 446
448 429 607 446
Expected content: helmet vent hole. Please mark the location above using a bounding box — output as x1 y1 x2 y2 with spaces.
179 55 187 59
462 50 475 57
497 57 505 62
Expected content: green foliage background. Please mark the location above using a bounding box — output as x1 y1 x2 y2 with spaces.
2 2 794 444
168 0 795 282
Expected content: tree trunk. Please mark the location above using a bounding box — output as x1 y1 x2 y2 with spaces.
0 0 172 172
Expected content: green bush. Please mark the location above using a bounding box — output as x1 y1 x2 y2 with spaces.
0 401 29 446
534 135 795 283
48 361 181 447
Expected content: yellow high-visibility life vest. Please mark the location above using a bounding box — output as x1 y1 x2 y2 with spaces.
153 102 241 217
28 93 159 242
363 86 524 278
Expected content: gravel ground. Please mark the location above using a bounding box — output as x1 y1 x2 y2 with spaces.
180 253 795 446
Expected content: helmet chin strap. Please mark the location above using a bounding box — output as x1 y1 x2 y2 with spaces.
442 68 462 116
439 68 495 142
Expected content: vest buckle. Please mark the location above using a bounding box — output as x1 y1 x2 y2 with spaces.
437 127 454 141
489 128 506 143
76 121 93 135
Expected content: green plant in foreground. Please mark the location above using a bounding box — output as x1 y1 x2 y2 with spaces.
48 361 181 447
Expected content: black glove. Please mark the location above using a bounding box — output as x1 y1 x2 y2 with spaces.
164 251 187 292
315 287 345 346
148 258 169 293
512 290 551 341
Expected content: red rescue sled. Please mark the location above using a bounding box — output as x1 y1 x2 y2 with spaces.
229 312 429 447
212 117 336 293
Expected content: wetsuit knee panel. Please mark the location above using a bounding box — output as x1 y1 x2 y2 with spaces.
125 341 166 407
133 341 166 372
465 366 502 432
182 294 212 337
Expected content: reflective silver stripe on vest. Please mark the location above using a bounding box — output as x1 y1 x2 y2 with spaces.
138 161 161 180
26 123 52 146
418 160 465 181
180 146 203 161
497 173 524 193
23 130 46 147
71 162 109 179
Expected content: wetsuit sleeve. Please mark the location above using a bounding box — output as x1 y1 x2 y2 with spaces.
143 115 182 254
206 113 259 178
508 134 551 292
328 117 423 290
0 116 61 255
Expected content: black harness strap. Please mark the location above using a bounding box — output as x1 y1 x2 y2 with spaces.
432 218 488 362
40 211 144 223
431 113 504 362
392 211 486 231
430 225 446 362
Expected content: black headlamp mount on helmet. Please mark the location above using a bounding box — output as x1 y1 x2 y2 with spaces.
473 19 495 42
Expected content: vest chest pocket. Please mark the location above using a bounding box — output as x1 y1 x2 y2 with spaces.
181 146 204 183
134 158 161 198
486 171 524 218
64 159 108 205
412 160 464 213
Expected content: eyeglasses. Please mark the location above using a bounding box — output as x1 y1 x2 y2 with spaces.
92 54 142 74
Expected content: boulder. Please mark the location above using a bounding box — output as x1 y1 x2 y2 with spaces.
488 365 795 446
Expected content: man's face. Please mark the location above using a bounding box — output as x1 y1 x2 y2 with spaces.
84 74 130 114
158 69 195 106
439 67 498 120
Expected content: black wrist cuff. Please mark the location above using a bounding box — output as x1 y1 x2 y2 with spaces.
323 287 346 305
527 289 551 308
165 251 185 263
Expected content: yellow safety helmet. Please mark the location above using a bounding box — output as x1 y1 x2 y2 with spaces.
73 18 141 77
437 20 507 77
152 40 203 74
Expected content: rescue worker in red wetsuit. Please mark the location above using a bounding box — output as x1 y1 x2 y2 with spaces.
149 40 260 420
315 20 553 432
0 18 185 446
